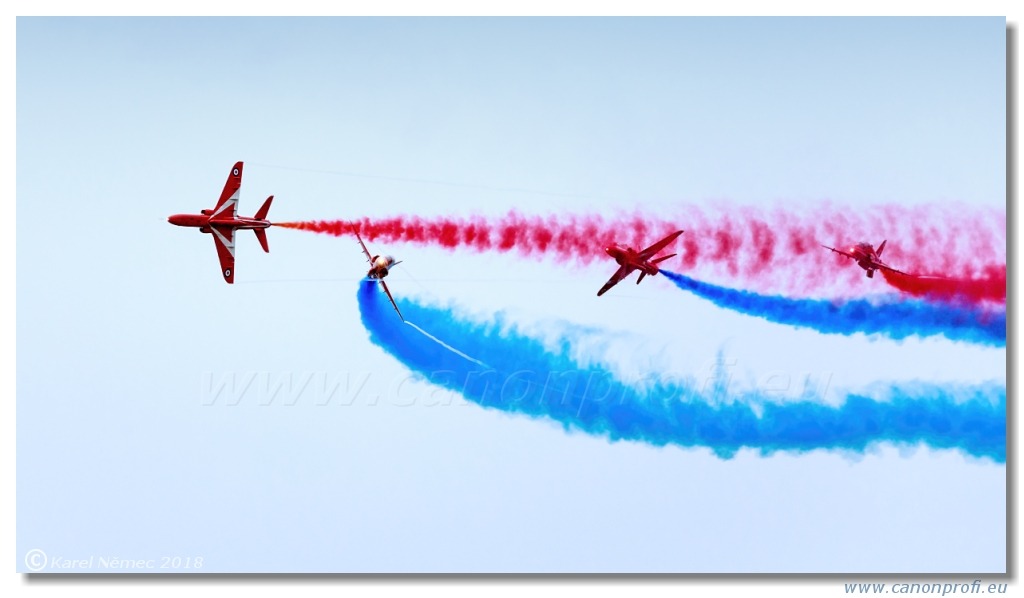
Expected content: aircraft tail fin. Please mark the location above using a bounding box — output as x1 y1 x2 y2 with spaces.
652 253 676 264
254 229 270 253
637 271 647 284
877 240 887 257
254 195 274 220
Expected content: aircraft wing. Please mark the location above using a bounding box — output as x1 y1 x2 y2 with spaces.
597 264 634 296
639 230 684 260
210 225 236 284
211 161 243 219
355 232 374 265
822 245 859 261
379 280 404 321
871 260 907 275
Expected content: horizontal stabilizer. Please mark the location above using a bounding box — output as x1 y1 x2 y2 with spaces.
652 253 676 264
255 195 274 221
637 271 647 284
254 229 270 253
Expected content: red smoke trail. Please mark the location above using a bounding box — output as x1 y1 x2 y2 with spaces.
881 266 1006 305
276 203 1004 298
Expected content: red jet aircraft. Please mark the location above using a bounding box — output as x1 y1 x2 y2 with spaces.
356 232 404 320
168 161 273 284
597 230 684 296
822 240 905 278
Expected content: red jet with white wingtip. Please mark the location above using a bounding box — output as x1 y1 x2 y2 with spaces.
596 230 684 296
821 240 905 278
355 232 404 321
168 161 273 284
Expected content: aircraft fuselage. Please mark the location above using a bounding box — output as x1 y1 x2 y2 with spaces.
366 255 398 279
168 213 271 232
605 245 661 276
842 244 882 276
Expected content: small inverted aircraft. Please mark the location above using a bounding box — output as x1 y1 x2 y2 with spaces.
597 230 684 296
168 161 273 283
356 232 404 320
821 240 904 278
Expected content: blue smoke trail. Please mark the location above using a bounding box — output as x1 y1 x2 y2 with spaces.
661 271 1005 346
357 281 1005 462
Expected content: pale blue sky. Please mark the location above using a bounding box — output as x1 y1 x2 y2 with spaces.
17 17 1005 573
